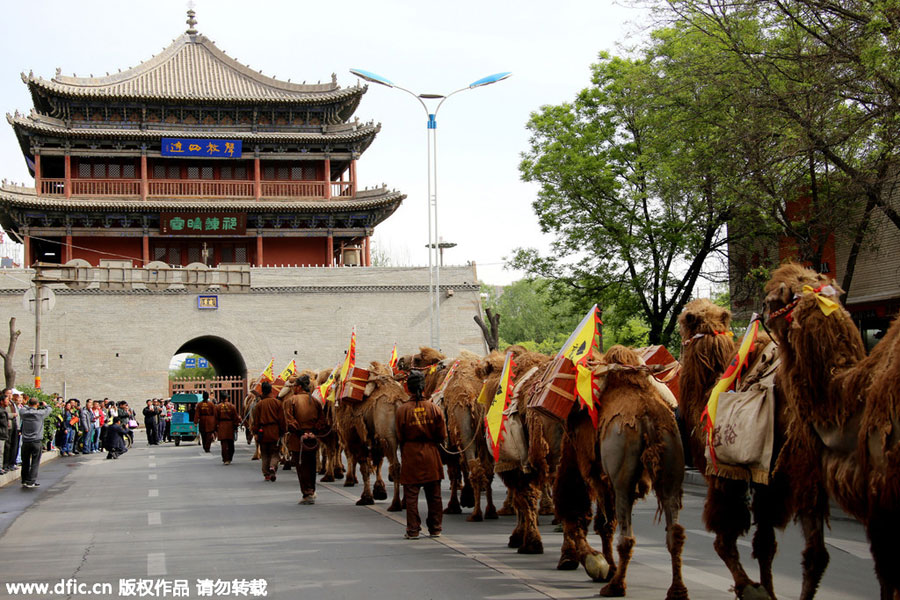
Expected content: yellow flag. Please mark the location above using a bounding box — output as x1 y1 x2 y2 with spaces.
485 353 516 462
260 358 275 382
475 381 491 405
338 329 357 398
278 360 298 382
388 343 399 372
702 316 760 467
555 305 602 425
318 363 341 403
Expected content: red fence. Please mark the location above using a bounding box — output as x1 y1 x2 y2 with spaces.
168 376 248 415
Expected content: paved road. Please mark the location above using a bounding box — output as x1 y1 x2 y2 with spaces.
0 437 879 600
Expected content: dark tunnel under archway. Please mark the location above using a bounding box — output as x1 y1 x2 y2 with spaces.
174 335 247 378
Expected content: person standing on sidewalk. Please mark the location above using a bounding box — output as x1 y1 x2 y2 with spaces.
3 390 20 471
396 370 446 540
18 398 52 488
0 392 9 475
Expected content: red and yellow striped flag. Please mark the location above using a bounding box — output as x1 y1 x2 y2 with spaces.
388 343 399 373
701 315 760 468
338 329 357 398
485 352 516 462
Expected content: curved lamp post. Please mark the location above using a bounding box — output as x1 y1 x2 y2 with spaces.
350 68 511 349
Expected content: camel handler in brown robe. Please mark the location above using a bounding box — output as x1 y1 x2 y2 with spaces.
195 391 218 453
214 396 239 465
283 374 327 504
396 370 446 539
252 381 285 481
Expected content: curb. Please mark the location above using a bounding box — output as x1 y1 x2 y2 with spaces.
0 450 60 488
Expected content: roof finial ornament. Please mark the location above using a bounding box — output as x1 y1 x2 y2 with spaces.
186 3 198 35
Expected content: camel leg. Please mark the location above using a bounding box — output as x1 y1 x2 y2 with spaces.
497 486 515 516
356 456 374 505
373 455 388 501
517 481 543 554
445 458 463 514
466 458 486 522
484 461 498 520
460 461 475 508
867 511 900 600
796 508 829 600
600 493 636 598
539 480 555 516
705 478 760 599
653 430 688 600
387 455 403 512
344 455 358 487
507 488 525 549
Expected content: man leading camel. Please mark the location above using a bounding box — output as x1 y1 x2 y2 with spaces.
283 374 326 504
215 395 239 465
195 391 217 453
252 381 285 482
396 370 445 539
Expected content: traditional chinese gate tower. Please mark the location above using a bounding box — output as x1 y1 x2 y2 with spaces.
0 11 403 268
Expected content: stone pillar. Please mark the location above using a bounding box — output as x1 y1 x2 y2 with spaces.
64 154 71 199
324 156 331 199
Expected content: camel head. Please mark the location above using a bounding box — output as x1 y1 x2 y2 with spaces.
678 298 731 342
477 350 507 380
763 262 837 343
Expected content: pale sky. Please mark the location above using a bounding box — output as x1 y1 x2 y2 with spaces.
0 0 647 285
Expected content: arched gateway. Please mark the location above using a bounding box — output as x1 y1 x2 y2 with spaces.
169 336 248 411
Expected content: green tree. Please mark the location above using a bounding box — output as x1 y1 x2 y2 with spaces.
515 44 754 346
168 355 216 380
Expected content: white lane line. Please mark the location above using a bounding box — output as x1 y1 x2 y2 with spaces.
148 455 156 459
148 511 161 526
147 553 166 576
149 474 157 480
148 489 159 497
826 536 871 560
322 482 570 599
149 462 157 468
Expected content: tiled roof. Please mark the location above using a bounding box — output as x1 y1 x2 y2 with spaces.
8 112 380 144
23 33 365 104
0 184 404 213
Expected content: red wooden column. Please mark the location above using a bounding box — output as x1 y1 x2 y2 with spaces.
350 158 357 197
142 235 150 266
324 156 331 199
256 233 264 266
23 230 30 267
34 153 42 194
364 235 371 266
326 232 333 267
64 234 73 263
254 157 261 199
140 154 148 200
64 154 71 198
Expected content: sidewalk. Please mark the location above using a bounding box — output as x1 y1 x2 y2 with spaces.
0 450 60 488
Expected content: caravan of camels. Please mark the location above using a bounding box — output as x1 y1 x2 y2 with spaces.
237 263 899 600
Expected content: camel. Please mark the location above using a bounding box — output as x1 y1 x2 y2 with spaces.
418 350 500 521
677 298 831 600
312 368 345 482
479 347 565 555
764 263 900 600
333 361 404 511
553 345 688 599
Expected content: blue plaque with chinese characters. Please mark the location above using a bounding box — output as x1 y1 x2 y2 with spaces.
198 358 209 368
185 357 197 368
161 138 242 158
197 295 218 310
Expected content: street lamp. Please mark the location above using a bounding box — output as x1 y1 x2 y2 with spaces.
350 68 511 349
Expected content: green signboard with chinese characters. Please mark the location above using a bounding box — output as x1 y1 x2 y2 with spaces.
160 213 247 235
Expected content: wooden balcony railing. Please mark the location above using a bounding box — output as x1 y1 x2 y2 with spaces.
38 178 354 199
148 180 255 198
260 181 327 198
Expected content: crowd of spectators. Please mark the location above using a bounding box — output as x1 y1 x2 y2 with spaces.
2 389 177 477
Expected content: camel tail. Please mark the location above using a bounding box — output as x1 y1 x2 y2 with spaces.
639 415 683 524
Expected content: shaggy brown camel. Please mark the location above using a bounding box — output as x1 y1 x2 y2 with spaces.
422 351 500 522
333 362 404 511
678 298 830 600
553 345 688 599
764 263 900 600
480 347 564 555
404 347 476 514
312 368 345 482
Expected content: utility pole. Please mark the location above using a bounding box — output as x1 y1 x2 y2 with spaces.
33 280 42 389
